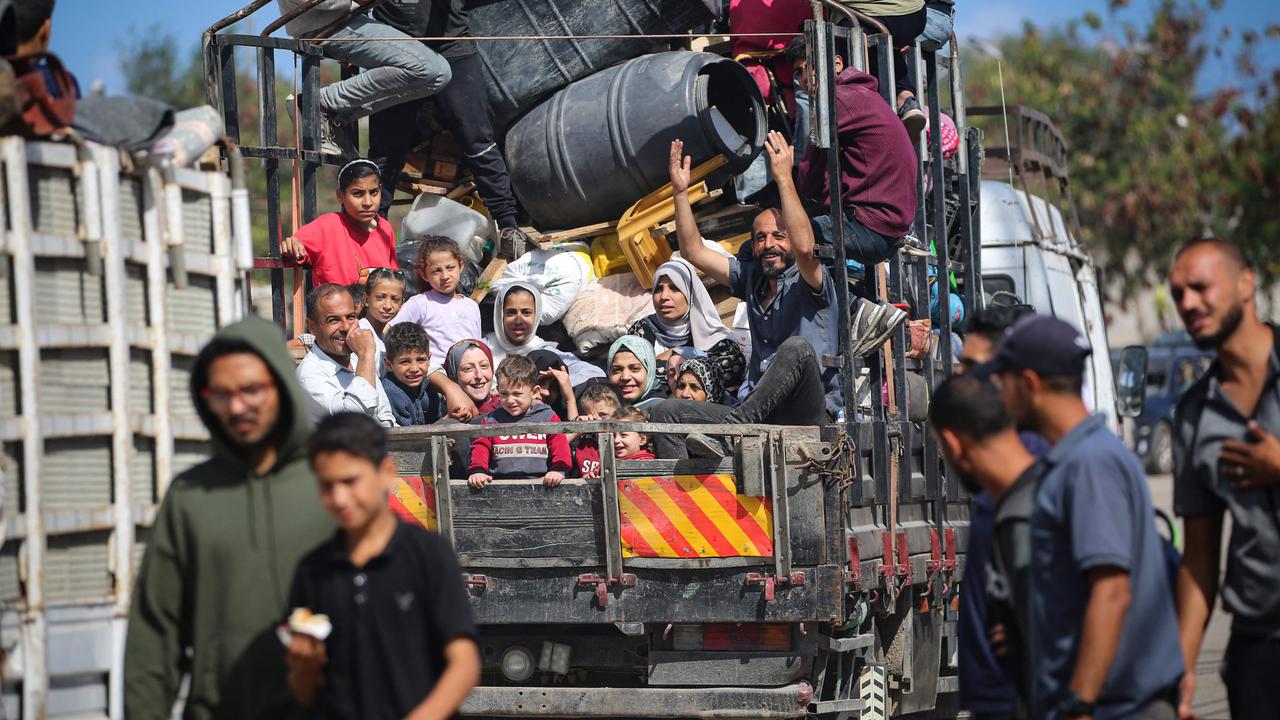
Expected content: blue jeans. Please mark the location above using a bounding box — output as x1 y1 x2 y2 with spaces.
313 16 453 125
917 3 955 52
811 209 900 271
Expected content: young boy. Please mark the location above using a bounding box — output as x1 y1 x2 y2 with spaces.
612 407 656 462
286 412 480 719
346 282 367 318
573 382 624 479
383 323 443 426
468 355 572 488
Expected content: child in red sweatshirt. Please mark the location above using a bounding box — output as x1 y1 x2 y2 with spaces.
574 382 623 478
469 355 571 488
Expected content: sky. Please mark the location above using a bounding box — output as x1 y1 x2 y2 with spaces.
54 0 1280 98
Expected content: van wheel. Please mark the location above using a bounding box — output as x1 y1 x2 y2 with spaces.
1149 421 1174 476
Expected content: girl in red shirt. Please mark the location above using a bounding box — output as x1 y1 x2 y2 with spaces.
281 159 399 286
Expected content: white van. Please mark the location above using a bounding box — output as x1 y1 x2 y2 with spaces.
979 179 1120 432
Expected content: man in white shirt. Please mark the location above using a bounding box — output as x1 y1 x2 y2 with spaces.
296 283 395 427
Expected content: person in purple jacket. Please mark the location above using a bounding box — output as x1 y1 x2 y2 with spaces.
785 37 920 280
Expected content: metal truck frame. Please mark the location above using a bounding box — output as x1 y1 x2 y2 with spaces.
199 3 987 718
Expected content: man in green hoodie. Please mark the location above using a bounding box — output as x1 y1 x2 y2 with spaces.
125 316 334 719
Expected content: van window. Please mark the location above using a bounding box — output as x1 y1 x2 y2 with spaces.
984 274 1016 300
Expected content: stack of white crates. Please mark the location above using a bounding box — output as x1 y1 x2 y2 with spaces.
0 137 246 719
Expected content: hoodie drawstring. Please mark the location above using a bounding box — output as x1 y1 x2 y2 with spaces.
263 473 284 609
245 477 258 550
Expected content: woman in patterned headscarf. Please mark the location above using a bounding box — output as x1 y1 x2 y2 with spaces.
672 357 725 404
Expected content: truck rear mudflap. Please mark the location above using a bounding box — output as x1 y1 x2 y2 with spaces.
461 682 815 718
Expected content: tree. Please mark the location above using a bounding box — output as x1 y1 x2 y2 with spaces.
961 0 1279 292
115 27 340 257
116 29 206 109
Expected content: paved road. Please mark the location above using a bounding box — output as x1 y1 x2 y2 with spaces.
1148 473 1231 720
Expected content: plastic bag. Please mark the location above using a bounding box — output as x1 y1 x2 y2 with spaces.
492 243 595 324
561 273 653 357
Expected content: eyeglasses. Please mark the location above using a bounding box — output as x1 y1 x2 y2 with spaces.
200 381 275 408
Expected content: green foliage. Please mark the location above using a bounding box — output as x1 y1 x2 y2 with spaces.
963 0 1280 292
115 27 342 257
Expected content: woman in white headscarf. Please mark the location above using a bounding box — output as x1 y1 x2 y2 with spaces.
627 259 746 394
484 282 605 387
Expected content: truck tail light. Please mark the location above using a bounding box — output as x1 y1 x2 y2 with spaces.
670 624 791 652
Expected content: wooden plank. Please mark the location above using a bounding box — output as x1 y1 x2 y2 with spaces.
448 481 604 559
539 220 616 244
470 258 507 302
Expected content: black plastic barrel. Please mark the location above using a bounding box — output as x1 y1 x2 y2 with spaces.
503 51 766 229
469 0 713 129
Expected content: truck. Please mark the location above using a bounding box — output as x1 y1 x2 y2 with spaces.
0 1 995 717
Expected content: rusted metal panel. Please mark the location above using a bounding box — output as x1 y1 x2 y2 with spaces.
461 681 814 718
467 565 843 625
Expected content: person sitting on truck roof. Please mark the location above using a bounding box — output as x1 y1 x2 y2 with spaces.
833 0 928 135
626 258 746 396
124 316 334 720
382 323 443 426
786 37 921 277
366 0 533 257
285 412 480 718
467 354 572 489
297 283 396 427
929 373 1043 711
275 0 452 157
280 159 400 287
979 315 1184 720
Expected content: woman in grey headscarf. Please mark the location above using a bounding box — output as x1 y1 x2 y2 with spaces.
627 259 745 393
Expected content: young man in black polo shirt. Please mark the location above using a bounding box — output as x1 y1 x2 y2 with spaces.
286 412 480 719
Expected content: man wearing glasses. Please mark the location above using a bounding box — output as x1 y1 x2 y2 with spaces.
124 315 334 720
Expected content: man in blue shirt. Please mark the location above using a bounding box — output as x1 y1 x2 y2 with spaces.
982 315 1183 720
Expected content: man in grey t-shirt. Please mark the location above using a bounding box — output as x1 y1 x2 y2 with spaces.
1169 238 1280 720
982 315 1182 720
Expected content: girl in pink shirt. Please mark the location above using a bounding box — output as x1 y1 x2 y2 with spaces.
387 236 483 418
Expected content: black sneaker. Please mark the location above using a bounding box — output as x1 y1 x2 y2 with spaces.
685 433 728 459
898 96 927 138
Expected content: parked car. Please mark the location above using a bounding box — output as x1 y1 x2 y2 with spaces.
1130 341 1214 474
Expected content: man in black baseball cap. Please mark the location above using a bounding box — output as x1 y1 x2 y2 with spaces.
975 314 1184 720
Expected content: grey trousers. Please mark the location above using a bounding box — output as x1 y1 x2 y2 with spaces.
312 16 452 124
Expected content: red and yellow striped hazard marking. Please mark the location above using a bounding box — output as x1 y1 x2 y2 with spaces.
619 474 773 558
390 475 438 531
